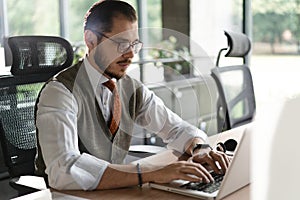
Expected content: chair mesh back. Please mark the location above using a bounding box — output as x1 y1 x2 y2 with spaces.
8 36 73 75
213 31 255 132
211 65 255 131
0 35 73 180
0 83 44 177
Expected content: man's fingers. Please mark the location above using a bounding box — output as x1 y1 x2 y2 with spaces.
179 164 213 182
196 152 221 174
209 151 229 173
192 150 232 175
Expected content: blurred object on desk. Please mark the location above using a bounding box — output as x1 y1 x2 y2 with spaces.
0 47 4 67
0 46 11 75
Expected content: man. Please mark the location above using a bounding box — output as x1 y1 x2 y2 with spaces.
35 0 229 190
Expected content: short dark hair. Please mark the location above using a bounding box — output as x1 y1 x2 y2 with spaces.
83 0 137 33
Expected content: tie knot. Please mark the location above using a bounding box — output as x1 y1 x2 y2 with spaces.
103 79 116 92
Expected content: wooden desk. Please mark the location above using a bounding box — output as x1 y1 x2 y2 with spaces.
58 184 249 200
55 125 250 200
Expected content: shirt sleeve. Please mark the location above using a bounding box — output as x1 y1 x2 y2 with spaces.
135 85 207 153
36 81 109 190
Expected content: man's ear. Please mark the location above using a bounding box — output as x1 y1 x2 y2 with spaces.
84 30 98 51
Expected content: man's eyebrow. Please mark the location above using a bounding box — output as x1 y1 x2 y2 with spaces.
112 36 129 42
113 36 139 43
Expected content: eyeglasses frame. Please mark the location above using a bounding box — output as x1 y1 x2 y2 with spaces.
91 30 143 54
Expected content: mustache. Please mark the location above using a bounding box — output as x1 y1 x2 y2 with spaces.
117 59 132 65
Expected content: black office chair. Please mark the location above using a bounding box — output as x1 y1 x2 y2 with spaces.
0 35 73 196
212 31 256 132
8 35 73 76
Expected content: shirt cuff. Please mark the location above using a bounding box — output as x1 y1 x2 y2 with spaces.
70 153 109 190
166 123 207 153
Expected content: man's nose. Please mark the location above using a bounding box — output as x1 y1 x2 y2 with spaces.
122 47 134 58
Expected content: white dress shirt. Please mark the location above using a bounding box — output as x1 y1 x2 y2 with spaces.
36 58 207 190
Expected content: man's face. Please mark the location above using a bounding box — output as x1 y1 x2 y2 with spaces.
93 15 139 79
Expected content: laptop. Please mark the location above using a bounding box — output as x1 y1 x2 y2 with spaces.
149 126 251 200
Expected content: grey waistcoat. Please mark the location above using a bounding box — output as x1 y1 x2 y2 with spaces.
35 61 143 176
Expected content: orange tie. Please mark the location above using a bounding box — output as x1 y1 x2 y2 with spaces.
103 79 121 135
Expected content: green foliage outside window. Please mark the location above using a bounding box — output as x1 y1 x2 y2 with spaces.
252 0 300 54
7 0 59 36
5 0 162 63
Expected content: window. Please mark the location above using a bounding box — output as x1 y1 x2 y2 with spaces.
190 0 244 75
7 0 59 36
251 0 300 110
68 0 99 43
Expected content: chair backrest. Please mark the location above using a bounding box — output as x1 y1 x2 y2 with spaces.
8 35 73 76
0 82 43 177
0 35 73 178
212 31 255 132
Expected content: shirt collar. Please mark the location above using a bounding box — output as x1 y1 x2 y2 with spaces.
83 57 109 90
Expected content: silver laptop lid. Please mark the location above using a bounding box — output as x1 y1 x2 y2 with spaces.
149 125 251 199
217 126 251 199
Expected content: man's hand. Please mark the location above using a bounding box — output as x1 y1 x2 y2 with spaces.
146 161 214 184
190 148 230 175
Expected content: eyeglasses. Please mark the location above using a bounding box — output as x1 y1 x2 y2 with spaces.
92 30 143 54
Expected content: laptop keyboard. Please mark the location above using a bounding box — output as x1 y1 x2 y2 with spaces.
180 172 224 193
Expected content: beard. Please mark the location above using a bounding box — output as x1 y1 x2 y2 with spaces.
104 68 124 80
105 59 131 79
93 45 131 80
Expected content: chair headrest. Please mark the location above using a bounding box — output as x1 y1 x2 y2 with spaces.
8 36 74 76
224 31 251 57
